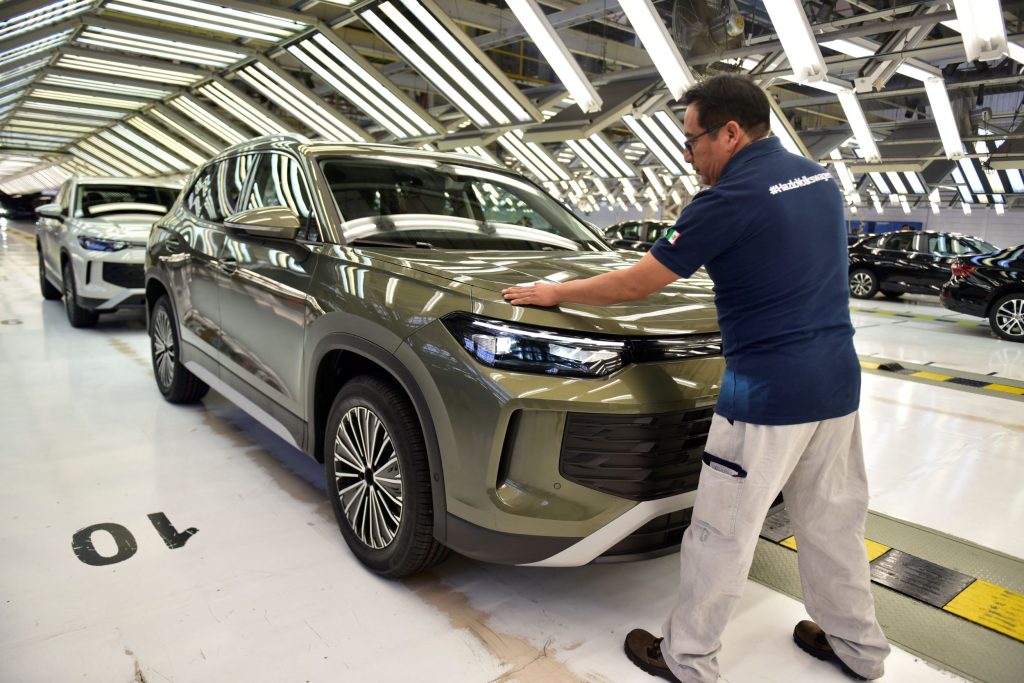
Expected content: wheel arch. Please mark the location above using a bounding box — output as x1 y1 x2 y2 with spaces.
985 285 1024 317
308 334 447 543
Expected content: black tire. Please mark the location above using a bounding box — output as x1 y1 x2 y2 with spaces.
149 296 209 403
881 290 902 300
62 261 98 328
324 375 447 578
849 268 878 299
989 293 1024 342
38 249 60 300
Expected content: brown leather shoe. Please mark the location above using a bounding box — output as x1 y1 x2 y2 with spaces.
624 629 682 682
793 620 869 680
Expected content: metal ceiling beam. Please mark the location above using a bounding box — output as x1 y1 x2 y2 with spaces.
429 0 650 66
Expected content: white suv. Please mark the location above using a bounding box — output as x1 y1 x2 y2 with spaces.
37 177 180 327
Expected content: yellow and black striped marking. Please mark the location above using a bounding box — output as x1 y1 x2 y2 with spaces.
761 507 1024 642
859 357 1024 399
850 305 988 328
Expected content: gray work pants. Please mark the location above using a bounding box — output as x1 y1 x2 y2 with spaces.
661 412 890 682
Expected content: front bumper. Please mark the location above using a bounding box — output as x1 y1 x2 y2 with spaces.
403 321 723 566
69 247 146 310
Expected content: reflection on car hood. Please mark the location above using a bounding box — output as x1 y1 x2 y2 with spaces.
372 249 718 330
74 216 160 242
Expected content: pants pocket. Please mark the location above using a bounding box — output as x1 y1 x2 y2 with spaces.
691 462 745 536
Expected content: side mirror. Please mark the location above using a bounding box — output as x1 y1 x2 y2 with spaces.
224 206 300 240
36 203 63 219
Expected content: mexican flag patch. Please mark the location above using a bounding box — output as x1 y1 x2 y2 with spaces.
666 228 680 245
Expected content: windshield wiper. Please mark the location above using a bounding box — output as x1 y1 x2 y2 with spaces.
347 238 434 249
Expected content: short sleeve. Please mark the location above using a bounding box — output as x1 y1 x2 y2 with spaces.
650 188 743 278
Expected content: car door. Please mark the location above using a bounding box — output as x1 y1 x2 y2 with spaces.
910 233 956 292
166 156 252 369
39 181 71 280
217 151 319 419
875 231 917 290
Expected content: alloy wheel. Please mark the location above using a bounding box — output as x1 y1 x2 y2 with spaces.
333 406 403 550
151 306 176 389
850 272 873 297
995 298 1024 338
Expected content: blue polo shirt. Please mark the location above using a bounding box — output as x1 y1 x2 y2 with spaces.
651 136 858 425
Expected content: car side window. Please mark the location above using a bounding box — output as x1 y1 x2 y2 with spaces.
954 238 993 255
185 162 232 222
620 222 641 240
56 183 70 211
883 232 915 251
221 154 256 215
860 235 884 248
924 233 952 256
243 153 319 242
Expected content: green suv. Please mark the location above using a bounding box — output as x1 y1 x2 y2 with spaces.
146 135 723 578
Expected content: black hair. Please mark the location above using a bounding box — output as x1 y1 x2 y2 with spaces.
682 75 770 139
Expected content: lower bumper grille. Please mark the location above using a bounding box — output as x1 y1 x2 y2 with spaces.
103 263 144 288
560 407 713 501
598 508 693 561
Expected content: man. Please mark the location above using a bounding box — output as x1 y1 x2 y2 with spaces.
502 75 890 682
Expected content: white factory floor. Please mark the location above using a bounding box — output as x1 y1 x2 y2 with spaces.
1 219 1021 683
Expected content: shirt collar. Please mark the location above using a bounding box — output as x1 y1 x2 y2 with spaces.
719 136 784 182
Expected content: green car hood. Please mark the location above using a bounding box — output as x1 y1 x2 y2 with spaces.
367 248 719 335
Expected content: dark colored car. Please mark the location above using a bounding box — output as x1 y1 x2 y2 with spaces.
603 219 674 252
941 244 1024 342
146 135 724 578
848 230 996 299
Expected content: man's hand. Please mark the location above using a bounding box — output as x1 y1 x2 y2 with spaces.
502 282 561 307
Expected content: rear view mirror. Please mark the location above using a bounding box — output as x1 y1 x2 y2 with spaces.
36 203 63 219
224 206 300 240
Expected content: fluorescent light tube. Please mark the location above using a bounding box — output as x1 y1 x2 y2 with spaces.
837 89 880 163
957 159 985 195
623 114 681 175
923 77 963 160
763 0 827 83
617 0 695 99
904 173 926 195
287 42 414 138
399 0 532 122
508 0 602 114
952 0 1007 62
885 172 908 194
360 8 490 127
378 3 511 125
103 0 305 42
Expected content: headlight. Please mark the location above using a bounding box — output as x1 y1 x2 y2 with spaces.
78 235 129 251
442 312 626 377
441 313 721 378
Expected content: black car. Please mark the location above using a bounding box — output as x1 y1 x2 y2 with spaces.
940 244 1024 342
603 219 673 251
848 230 996 299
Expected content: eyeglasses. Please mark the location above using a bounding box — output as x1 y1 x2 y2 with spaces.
683 124 723 154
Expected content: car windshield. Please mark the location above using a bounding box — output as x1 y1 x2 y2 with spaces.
319 156 607 251
76 184 177 218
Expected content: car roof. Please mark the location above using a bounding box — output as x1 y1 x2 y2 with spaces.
72 176 180 189
213 134 504 171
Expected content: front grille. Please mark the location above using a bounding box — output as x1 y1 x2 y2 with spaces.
103 263 144 288
560 407 713 501
598 508 693 561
